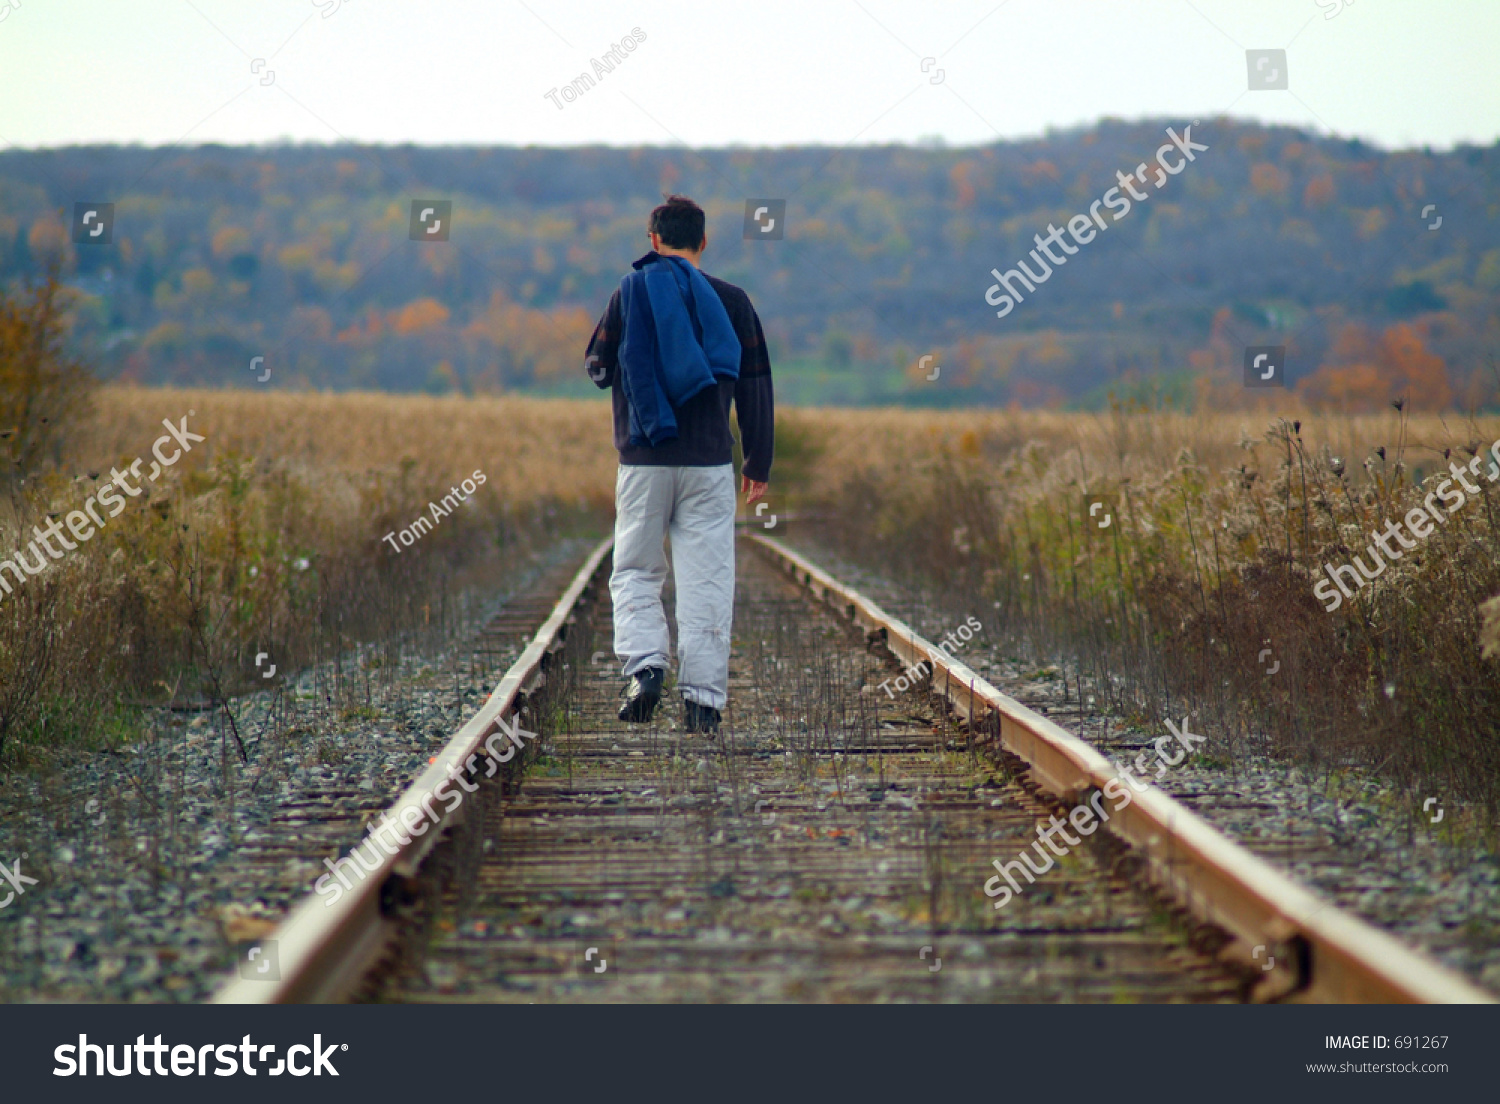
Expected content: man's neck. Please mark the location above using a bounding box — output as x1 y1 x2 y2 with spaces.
656 248 702 268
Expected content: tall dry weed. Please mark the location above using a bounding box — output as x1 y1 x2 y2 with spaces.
796 402 1500 831
0 388 616 767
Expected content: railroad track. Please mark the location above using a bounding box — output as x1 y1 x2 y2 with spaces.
216 535 1493 1004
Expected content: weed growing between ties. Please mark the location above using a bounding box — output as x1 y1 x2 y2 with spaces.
797 402 1500 835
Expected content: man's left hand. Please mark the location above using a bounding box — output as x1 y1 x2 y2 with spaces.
742 476 768 505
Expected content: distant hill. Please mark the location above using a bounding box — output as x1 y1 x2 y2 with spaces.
2 119 1496 408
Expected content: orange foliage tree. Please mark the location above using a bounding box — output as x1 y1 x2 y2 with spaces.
1297 322 1451 410
391 298 451 335
1302 174 1335 207
462 291 594 385
1250 162 1289 196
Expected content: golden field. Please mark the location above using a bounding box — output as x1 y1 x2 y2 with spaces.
3 386 1498 833
88 389 1500 504
83 388 623 511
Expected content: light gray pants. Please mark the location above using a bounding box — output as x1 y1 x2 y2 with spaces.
610 463 736 709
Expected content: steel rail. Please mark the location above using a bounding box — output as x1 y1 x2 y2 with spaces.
749 533 1494 1004
215 536 614 1004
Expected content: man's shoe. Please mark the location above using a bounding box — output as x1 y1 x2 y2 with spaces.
684 699 721 736
618 667 665 723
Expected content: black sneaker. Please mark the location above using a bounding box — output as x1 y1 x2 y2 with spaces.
684 699 721 736
618 667 665 723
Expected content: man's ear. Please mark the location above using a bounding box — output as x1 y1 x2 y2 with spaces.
698 233 708 254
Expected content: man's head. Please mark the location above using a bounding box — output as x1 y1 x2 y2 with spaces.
648 194 706 264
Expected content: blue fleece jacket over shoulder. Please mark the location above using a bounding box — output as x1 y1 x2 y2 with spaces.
617 253 742 447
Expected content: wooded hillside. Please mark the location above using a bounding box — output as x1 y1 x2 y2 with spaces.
2 118 1495 407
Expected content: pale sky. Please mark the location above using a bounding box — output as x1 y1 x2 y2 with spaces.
1 0 1497 151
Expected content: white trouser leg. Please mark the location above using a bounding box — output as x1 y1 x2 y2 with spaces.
670 464 736 709
610 465 673 677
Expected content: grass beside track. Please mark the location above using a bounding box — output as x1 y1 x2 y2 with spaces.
6 388 1497 842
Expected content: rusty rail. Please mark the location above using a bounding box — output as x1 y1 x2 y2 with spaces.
748 533 1493 1004
215 536 614 1004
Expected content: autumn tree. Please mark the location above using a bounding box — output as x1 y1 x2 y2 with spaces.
1302 174 1336 207
1250 162 1289 196
0 268 96 487
1297 321 1451 410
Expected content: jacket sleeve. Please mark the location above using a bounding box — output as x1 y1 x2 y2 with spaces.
733 302 774 484
584 288 622 388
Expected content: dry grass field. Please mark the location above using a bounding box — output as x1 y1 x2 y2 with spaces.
83 388 622 511
0 389 617 764
4 387 1500 837
89 389 1500 516
786 402 1500 835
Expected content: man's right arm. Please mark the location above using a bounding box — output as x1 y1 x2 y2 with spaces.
584 288 622 388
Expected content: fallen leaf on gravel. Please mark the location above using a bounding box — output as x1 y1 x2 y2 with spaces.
218 903 278 942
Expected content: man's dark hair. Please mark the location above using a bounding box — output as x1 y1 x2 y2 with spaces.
648 194 706 250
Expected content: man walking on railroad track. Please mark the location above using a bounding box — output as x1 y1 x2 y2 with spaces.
584 194 774 736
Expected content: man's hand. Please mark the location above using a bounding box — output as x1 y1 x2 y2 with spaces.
742 475 768 506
